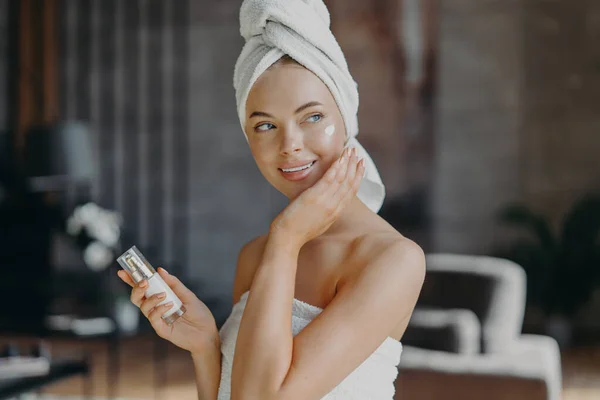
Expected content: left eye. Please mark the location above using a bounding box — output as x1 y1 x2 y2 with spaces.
307 114 322 123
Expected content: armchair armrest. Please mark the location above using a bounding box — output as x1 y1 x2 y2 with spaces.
504 334 562 400
403 307 481 354
424 254 527 353
397 335 562 400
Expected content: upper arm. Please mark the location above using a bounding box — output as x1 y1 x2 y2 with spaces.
232 234 269 305
278 239 426 400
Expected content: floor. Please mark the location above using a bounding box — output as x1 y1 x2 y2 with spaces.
4 335 600 400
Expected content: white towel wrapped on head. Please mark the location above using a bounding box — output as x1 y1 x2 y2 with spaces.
233 0 386 212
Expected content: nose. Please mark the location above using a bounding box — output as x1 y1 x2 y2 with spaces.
279 125 304 156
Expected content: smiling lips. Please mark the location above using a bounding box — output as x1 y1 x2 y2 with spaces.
278 161 316 181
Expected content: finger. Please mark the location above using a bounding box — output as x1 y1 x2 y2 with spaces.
345 149 360 184
352 158 366 193
335 147 351 184
140 292 167 317
307 147 349 200
316 147 347 197
148 302 174 327
315 147 352 203
157 268 196 302
117 270 135 288
315 148 345 190
347 156 365 197
130 280 148 308
334 148 359 199
331 157 363 217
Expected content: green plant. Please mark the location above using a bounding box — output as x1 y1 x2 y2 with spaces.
495 193 600 317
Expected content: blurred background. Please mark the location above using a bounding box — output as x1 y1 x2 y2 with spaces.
0 0 598 399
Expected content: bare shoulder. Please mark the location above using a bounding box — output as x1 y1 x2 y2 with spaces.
339 222 425 290
350 228 426 340
232 234 269 305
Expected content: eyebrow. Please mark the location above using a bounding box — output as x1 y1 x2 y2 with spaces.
248 101 323 119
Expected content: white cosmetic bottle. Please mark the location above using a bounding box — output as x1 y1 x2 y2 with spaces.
117 246 186 325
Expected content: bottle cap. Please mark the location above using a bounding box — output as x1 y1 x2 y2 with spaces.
117 246 156 283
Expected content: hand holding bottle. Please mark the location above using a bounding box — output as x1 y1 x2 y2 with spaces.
118 267 220 354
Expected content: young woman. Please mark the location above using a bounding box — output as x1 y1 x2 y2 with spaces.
118 1 425 399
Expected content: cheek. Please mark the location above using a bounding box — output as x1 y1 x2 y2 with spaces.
303 123 345 166
248 139 278 176
307 122 338 145
324 124 336 137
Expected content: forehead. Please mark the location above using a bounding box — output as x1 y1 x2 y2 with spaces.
246 64 336 113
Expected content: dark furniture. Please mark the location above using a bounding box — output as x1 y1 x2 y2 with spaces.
396 254 562 400
0 139 168 399
0 358 90 399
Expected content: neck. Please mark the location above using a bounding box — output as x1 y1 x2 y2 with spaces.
322 196 374 237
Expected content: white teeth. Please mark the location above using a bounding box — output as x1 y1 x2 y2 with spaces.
281 161 314 173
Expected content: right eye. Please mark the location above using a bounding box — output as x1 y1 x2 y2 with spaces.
255 123 275 132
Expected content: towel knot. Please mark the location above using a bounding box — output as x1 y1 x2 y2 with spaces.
240 0 331 41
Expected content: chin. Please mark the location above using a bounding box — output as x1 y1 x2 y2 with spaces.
274 179 311 200
276 170 325 199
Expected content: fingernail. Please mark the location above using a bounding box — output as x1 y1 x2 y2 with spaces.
140 280 148 288
163 301 174 308
352 148 357 157
158 293 166 299
159 267 169 275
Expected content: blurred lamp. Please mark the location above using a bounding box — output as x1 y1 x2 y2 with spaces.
22 122 97 192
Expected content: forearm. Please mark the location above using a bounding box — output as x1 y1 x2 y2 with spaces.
231 232 300 398
192 341 222 400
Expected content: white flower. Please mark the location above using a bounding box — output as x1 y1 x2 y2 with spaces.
79 203 102 223
86 210 121 247
68 202 123 248
66 213 83 236
83 241 114 271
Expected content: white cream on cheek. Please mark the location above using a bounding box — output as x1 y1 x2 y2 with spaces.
324 124 335 137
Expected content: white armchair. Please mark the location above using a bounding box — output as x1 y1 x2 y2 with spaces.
396 254 562 400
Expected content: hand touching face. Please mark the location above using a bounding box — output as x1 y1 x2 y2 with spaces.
270 146 365 248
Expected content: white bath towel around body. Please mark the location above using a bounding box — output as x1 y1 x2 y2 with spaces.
217 291 403 399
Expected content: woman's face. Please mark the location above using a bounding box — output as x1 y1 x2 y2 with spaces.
244 62 347 200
